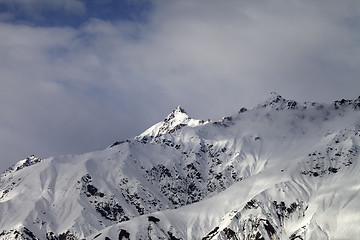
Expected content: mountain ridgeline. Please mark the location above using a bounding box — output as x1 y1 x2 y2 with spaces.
1 93 360 240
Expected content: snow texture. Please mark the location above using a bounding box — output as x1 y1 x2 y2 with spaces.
1 93 360 240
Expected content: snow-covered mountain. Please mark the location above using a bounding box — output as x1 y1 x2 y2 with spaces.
1 93 359 240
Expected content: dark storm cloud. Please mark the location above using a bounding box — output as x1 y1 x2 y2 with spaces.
0 0 359 172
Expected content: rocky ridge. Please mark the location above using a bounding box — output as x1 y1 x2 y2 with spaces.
0 93 359 239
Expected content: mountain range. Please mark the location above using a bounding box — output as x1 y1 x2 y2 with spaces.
1 93 359 240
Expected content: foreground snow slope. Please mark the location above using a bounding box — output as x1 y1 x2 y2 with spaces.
1 93 359 240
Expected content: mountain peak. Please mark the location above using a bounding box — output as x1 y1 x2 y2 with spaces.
269 91 282 98
266 91 285 103
4 155 42 174
164 106 189 122
258 92 298 110
138 106 206 139
175 105 186 113
333 96 360 110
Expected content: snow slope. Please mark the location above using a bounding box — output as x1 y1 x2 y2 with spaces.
0 93 359 240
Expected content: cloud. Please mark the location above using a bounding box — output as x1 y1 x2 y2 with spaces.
0 21 170 170
103 0 360 114
134 1 357 105
0 0 359 171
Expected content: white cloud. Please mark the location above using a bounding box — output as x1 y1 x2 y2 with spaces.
114 0 360 112
0 0 360 171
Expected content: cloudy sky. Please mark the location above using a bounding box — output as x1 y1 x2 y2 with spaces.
0 0 359 172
